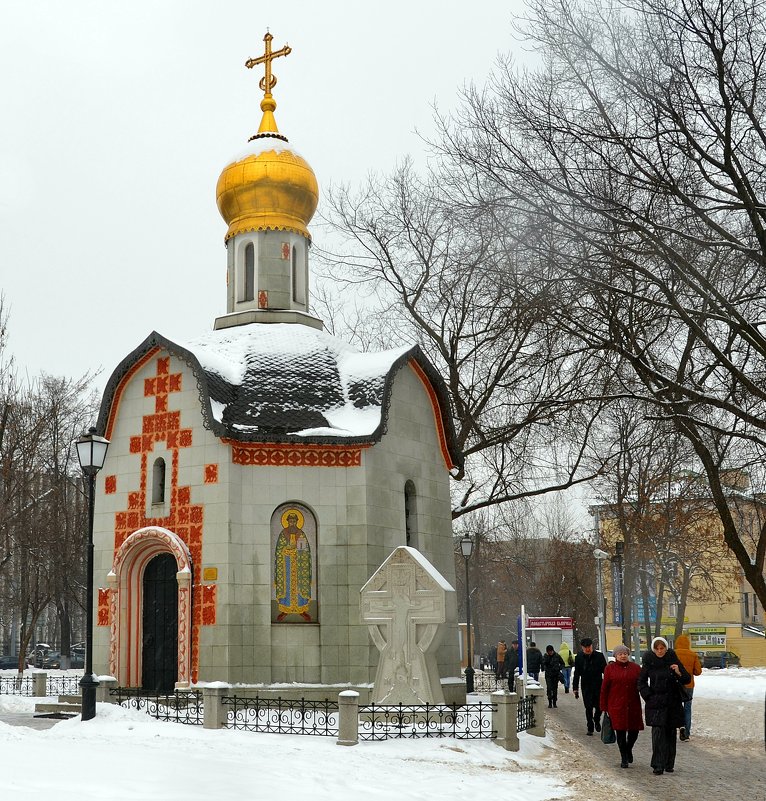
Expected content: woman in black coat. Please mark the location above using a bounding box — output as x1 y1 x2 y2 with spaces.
637 637 691 775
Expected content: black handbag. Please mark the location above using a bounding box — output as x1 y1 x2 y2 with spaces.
600 712 616 744
678 683 692 703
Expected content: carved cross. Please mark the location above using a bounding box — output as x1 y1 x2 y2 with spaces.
361 548 449 704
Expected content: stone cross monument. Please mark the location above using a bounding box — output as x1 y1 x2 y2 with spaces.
361 546 454 704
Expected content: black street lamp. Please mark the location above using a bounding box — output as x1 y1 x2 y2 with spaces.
460 534 474 693
75 427 110 721
613 540 628 648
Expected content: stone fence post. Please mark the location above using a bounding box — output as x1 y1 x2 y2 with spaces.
337 690 359 746
96 677 118 703
491 690 520 751
202 684 231 730
33 672 47 697
527 685 545 737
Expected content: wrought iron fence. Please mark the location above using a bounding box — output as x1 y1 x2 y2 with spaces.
517 694 536 732
109 687 204 725
0 676 33 696
47 675 82 696
471 670 511 694
223 695 339 736
358 701 495 741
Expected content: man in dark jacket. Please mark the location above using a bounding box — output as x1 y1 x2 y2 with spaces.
542 645 566 707
526 641 544 681
572 637 607 735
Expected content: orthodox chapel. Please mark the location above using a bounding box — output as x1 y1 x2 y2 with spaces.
91 34 463 701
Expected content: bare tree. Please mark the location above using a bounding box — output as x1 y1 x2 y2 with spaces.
320 163 608 518
0 300 97 666
430 0 766 604
591 403 741 646
454 500 598 656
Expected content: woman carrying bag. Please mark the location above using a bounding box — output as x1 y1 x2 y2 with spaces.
599 644 644 768
638 636 691 775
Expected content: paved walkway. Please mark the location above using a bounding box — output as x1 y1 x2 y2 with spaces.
0 711 62 731
543 688 765 799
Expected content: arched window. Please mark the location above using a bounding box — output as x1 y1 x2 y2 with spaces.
152 458 166 505
243 243 255 302
291 245 306 305
404 481 418 548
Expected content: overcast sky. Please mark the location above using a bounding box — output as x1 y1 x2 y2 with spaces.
0 1 530 394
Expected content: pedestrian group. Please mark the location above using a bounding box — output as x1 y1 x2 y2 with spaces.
530 634 699 776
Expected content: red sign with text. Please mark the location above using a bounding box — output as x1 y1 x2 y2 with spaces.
527 616 574 629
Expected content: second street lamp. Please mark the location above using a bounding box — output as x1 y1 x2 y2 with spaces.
460 534 474 693
593 548 609 653
75 427 110 722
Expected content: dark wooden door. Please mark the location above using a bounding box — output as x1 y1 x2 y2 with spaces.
142 553 178 693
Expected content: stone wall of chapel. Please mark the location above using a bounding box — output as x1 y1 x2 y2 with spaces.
221 363 458 686
225 442 367 685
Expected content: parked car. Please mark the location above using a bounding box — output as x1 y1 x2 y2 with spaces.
41 651 85 669
697 650 740 668
0 654 21 669
41 651 62 669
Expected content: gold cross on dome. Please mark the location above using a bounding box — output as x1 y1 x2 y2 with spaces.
246 32 291 97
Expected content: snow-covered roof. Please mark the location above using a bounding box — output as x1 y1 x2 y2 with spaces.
98 323 462 463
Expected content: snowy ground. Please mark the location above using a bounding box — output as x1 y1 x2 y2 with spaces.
0 667 762 798
690 666 765 741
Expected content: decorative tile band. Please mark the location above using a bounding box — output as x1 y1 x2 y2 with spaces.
225 440 369 467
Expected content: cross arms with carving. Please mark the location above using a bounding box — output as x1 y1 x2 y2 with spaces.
246 32 291 95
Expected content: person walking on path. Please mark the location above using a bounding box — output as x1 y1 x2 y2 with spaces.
526 641 544 681
599 644 644 768
542 645 566 708
487 643 497 675
673 634 702 741
572 637 607 735
496 640 508 679
558 641 575 693
506 639 520 688
638 636 691 775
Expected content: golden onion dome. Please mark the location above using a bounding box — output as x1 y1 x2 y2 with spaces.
216 42 318 243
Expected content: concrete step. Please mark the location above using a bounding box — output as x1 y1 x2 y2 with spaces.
58 694 82 704
34 701 81 718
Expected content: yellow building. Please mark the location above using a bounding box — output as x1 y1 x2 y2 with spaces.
592 484 766 667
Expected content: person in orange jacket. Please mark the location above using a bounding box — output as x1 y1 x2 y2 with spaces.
673 634 702 740
496 640 508 679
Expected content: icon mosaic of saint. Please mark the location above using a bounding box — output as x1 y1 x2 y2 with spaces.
274 507 313 621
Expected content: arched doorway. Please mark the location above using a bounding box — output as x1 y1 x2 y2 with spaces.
110 526 192 688
141 553 178 693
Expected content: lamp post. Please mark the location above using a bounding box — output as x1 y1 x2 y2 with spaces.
75 427 110 721
460 534 474 693
613 540 627 647
593 548 609 652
